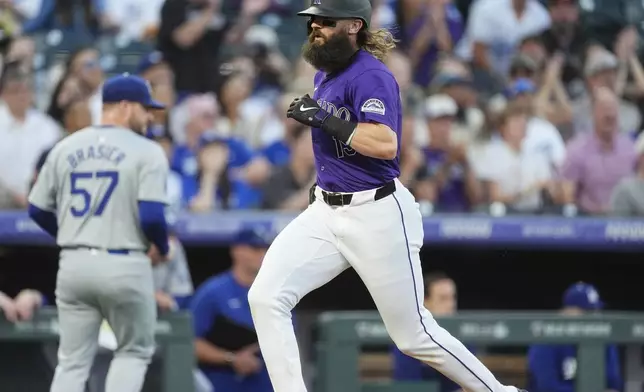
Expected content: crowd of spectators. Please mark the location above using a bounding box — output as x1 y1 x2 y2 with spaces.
0 0 642 217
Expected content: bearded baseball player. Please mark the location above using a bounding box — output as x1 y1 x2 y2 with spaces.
28 74 170 392
247 1 528 392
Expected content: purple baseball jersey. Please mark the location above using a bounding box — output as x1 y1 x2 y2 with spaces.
312 50 402 192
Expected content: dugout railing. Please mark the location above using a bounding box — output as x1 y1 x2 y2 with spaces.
316 311 644 392
0 307 195 392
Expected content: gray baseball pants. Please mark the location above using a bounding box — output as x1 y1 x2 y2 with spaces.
50 249 156 392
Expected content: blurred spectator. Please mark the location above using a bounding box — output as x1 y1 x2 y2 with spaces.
4 36 36 72
157 0 269 96
65 47 105 124
395 0 464 88
0 65 60 209
259 94 299 167
479 103 555 213
528 282 622 392
0 288 45 322
508 53 540 85
613 26 644 109
32 98 92 184
506 78 566 171
610 136 644 216
46 72 84 125
538 0 587 92
398 112 425 189
190 226 273 392
572 47 641 136
431 71 485 140
172 91 269 211
260 126 315 211
391 272 474 390
458 0 550 81
413 94 480 213
562 87 637 215
216 71 262 146
531 53 574 130
22 0 111 36
0 0 41 38
104 0 165 41
138 51 175 105
243 24 290 99
385 50 424 111
171 93 220 208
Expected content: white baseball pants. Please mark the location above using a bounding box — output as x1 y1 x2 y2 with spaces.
248 179 519 392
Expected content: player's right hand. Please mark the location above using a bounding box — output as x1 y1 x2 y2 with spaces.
147 244 171 265
286 94 328 128
232 344 262 376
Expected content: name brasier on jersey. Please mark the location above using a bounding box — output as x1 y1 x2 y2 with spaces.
311 50 403 193
66 144 127 169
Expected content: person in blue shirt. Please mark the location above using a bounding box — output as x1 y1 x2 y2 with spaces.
528 282 622 392
190 226 274 392
391 272 473 392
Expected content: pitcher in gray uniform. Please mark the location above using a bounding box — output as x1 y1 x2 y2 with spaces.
28 74 171 392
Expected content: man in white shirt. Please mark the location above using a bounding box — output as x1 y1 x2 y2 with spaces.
0 66 60 208
506 78 566 173
457 0 551 79
477 103 553 212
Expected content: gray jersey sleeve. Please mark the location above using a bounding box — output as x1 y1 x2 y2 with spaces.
28 148 59 211
139 145 169 203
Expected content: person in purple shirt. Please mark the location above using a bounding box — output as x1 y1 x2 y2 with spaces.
246 0 526 392
414 94 478 213
395 0 464 87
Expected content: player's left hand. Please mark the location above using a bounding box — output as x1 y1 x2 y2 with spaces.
148 244 172 265
286 94 329 128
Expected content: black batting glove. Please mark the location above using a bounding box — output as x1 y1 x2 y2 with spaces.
286 94 358 145
286 94 329 128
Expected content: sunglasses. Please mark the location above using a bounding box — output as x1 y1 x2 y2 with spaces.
309 17 338 28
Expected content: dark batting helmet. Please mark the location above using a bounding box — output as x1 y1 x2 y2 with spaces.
297 0 372 29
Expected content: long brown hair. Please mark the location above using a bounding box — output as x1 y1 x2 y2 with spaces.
357 28 398 62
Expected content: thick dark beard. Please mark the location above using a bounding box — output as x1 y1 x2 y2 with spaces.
302 31 357 73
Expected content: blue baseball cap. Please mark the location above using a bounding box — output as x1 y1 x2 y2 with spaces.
136 51 165 75
233 227 273 248
102 74 165 110
563 282 604 310
506 78 536 98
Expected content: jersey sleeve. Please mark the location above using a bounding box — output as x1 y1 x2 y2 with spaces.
190 282 220 338
138 144 170 203
28 148 58 211
349 69 400 131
